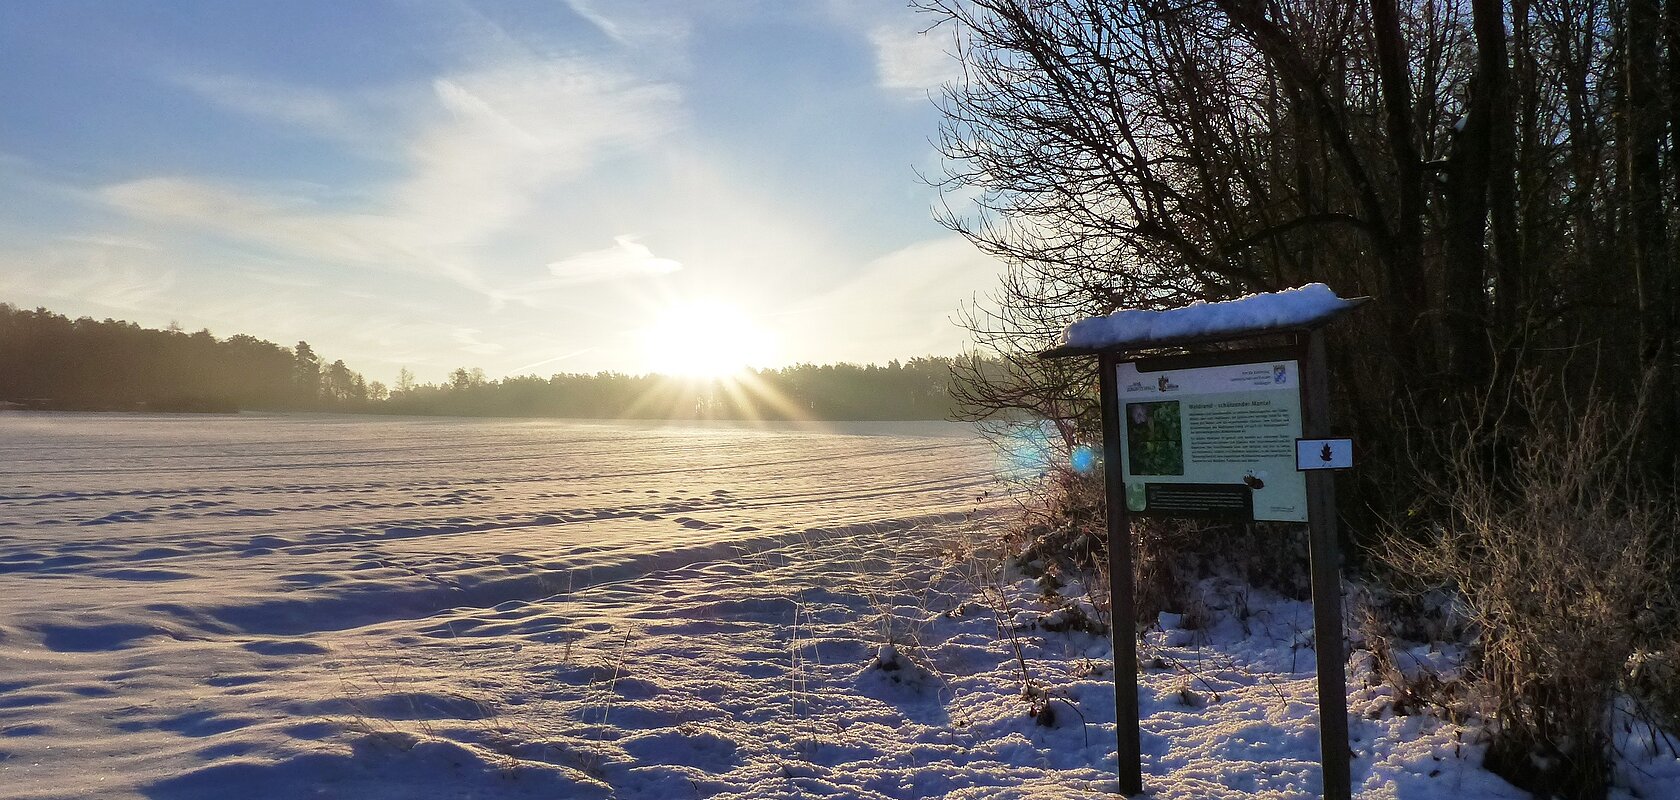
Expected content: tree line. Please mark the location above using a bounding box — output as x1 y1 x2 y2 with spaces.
380 358 966 421
0 304 377 412
0 303 969 420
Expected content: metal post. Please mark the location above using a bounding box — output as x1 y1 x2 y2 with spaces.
1099 353 1143 796
1301 330 1351 800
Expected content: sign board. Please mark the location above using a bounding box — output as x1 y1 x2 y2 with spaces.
1115 359 1307 522
1296 437 1354 470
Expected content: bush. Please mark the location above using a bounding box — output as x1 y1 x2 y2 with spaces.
1379 372 1676 799
1003 455 1310 637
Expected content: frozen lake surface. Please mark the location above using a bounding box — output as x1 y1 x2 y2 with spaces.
0 414 1004 799
2 413 1673 799
0 413 994 643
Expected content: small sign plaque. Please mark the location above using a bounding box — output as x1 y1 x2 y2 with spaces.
1296 437 1354 470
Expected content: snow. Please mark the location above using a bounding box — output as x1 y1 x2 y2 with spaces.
2 412 1675 798
1060 284 1357 351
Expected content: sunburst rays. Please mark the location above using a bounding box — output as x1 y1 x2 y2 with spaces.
617 370 813 425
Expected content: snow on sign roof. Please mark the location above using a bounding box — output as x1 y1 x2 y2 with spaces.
1042 283 1365 357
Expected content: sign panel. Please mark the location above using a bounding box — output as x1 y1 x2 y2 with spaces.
1296 437 1354 470
1115 359 1307 522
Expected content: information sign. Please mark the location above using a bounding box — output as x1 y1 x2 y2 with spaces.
1115 359 1307 522
1047 288 1367 799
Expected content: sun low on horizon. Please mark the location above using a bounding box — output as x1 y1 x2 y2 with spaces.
640 299 778 379
0 1 1003 386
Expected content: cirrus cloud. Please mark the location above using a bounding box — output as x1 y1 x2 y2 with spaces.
99 56 684 298
546 235 682 285
868 23 962 97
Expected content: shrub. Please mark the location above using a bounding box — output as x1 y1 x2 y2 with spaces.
1004 455 1309 637
1379 372 1675 799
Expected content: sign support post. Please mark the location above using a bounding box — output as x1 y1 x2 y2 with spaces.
1098 352 1144 797
1301 329 1351 800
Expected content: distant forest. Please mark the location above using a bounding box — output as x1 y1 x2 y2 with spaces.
0 303 972 420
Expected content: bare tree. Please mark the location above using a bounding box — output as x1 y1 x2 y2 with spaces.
926 0 1677 491
927 4 1677 791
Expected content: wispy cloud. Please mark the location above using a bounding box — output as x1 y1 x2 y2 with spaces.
452 327 504 356
0 244 178 314
506 347 595 375
868 23 961 97
399 61 680 240
565 0 627 44
546 235 681 285
57 234 159 251
563 0 691 50
785 234 1001 358
98 56 684 299
170 73 372 143
98 177 438 274
240 268 323 289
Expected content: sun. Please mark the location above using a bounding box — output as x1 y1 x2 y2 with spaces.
641 299 774 379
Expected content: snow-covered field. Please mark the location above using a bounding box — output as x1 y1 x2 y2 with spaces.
1 413 1674 799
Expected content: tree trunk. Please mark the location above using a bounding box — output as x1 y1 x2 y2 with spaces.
1442 8 1496 390
1628 0 1674 473
1371 0 1430 386
1489 0 1523 344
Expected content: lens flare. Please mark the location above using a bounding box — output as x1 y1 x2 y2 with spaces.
995 422 1101 480
997 420 1058 480
1070 444 1099 474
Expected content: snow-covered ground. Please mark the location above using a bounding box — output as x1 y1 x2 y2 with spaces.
2 413 1675 799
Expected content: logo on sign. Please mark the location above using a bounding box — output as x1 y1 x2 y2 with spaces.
1273 364 1287 384
1156 375 1179 392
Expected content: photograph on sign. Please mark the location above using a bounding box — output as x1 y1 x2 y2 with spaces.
1125 401 1183 475
1115 359 1307 522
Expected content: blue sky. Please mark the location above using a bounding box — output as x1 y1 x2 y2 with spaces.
0 1 1001 382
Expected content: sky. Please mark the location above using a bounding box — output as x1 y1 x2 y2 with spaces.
0 0 1004 383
